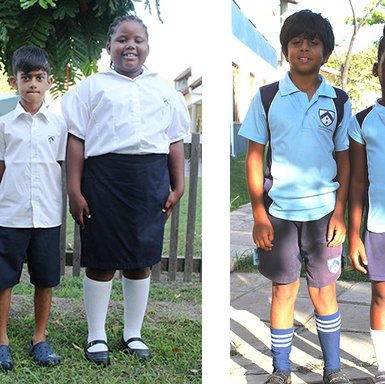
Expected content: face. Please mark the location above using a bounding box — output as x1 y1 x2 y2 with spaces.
106 20 149 79
11 70 52 111
284 34 330 76
373 51 385 94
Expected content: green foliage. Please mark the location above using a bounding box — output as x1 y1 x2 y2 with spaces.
328 46 380 113
0 0 160 97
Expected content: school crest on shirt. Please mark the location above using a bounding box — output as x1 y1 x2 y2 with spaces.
319 109 335 127
48 135 55 143
327 256 341 274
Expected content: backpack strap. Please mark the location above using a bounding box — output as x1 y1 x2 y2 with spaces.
332 87 348 128
259 81 279 128
355 105 374 128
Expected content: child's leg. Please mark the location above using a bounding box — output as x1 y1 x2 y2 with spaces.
370 281 385 372
33 287 52 344
0 288 12 345
308 283 341 374
122 267 151 350
84 268 114 353
270 279 300 373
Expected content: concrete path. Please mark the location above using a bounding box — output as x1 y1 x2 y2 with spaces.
230 203 376 383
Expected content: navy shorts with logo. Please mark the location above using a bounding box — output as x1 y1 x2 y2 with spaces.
257 212 342 288
0 226 61 290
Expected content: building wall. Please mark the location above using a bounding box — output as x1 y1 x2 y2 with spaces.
231 0 283 156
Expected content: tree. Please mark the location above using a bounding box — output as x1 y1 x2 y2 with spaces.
0 0 161 96
329 46 380 112
341 0 385 89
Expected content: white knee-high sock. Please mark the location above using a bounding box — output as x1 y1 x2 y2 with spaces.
371 329 385 371
122 275 150 350
83 275 112 352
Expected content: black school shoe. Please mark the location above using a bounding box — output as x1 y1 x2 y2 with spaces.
121 337 151 361
323 370 352 384
264 371 292 384
85 340 110 365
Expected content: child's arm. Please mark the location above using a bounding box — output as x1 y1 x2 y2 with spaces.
0 160 4 182
246 141 273 251
348 138 368 273
163 139 185 219
66 134 90 229
327 149 350 247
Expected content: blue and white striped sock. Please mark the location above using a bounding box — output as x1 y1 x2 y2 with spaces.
271 327 294 372
315 310 341 374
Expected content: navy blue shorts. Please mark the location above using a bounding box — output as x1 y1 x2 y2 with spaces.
0 226 61 290
257 212 342 288
363 230 385 281
80 153 170 270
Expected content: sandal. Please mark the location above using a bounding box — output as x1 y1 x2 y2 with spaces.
29 340 61 367
85 340 110 365
121 337 151 361
0 345 12 371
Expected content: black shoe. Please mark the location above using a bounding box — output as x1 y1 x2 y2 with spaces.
85 340 110 365
264 371 291 384
323 370 352 384
0 345 12 371
121 337 151 361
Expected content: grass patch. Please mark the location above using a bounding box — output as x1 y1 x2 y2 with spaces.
230 154 249 211
7 270 201 383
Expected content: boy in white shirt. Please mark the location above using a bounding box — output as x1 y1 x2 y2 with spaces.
0 46 67 370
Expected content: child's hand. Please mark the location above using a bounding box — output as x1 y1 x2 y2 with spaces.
348 237 368 274
162 190 183 220
253 216 274 251
327 213 346 247
69 194 91 229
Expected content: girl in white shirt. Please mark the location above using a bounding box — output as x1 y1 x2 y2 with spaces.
61 15 190 365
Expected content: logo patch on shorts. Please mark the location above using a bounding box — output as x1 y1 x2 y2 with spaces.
327 256 341 274
319 109 335 127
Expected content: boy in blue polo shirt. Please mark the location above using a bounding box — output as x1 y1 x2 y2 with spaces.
349 26 385 384
239 10 351 384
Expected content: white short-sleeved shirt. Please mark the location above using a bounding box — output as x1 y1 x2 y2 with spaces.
0 102 67 228
61 68 190 158
239 73 351 221
349 101 385 233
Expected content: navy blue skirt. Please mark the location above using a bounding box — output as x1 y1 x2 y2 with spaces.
80 153 169 270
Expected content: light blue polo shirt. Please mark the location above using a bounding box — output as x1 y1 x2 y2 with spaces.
239 72 350 221
349 101 385 233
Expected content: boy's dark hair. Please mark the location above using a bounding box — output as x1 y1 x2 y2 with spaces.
280 9 335 57
107 15 149 43
377 25 385 61
12 45 51 76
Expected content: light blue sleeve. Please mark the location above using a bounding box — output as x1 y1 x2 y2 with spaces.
348 113 365 145
238 91 269 145
0 121 5 160
334 98 351 151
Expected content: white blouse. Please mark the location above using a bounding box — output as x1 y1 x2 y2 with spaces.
61 68 190 158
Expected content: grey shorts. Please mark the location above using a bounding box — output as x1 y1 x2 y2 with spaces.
363 230 385 281
257 212 342 288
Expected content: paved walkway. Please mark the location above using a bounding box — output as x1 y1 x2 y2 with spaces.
230 203 376 383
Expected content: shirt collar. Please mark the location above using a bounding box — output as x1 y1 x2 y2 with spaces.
104 67 157 80
12 101 51 122
279 72 336 98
